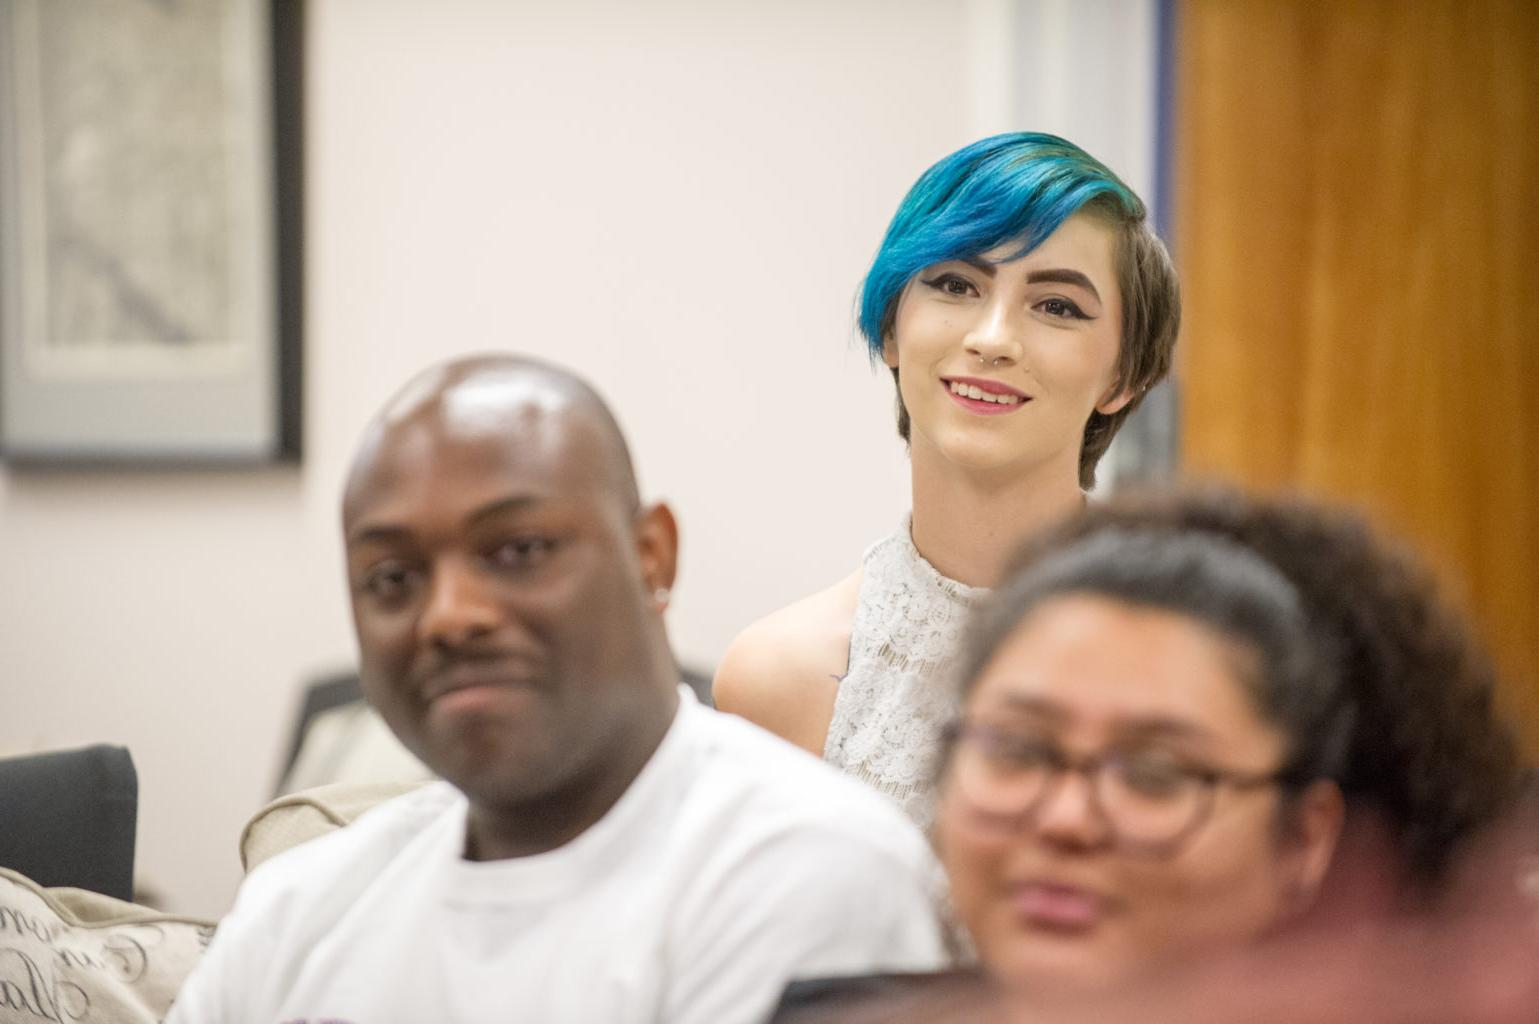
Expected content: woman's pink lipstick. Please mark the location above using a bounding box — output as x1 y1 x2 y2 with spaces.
1011 881 1105 931
941 376 1030 416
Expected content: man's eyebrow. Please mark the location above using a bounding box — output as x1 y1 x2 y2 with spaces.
465 494 543 526
345 494 545 547
345 523 409 548
1026 268 1102 302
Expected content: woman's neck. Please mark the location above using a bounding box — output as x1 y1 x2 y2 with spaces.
908 445 1087 589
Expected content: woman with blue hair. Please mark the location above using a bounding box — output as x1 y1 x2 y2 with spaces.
715 133 1180 826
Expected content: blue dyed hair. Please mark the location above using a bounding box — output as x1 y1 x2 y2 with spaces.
858 133 1180 489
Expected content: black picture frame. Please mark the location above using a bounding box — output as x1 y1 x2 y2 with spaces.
0 0 304 466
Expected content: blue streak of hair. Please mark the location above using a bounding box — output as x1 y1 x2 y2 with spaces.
857 132 1143 359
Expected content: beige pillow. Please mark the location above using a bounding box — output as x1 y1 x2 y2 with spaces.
275 702 433 798
0 867 214 1023
239 780 430 873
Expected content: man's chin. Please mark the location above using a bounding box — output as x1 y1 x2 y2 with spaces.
417 715 557 796
436 748 561 807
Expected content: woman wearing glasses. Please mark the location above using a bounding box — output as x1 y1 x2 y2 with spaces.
939 521 1347 988
775 490 1528 1018
938 488 1526 990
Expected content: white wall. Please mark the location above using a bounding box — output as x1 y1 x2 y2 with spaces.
0 0 1157 917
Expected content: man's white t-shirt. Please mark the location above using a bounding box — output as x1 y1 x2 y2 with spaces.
169 690 949 1023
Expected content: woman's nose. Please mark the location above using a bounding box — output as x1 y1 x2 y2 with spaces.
1031 770 1114 851
963 300 1021 367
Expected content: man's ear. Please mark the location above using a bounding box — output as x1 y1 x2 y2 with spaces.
634 502 679 609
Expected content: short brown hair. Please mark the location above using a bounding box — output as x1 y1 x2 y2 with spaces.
888 197 1179 490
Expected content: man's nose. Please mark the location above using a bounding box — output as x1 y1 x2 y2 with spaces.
419 558 500 647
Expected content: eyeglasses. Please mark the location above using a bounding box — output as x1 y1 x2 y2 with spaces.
943 721 1288 858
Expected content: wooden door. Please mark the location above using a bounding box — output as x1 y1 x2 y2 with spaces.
1176 0 1539 747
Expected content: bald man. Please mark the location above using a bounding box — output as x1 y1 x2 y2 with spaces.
168 356 947 1024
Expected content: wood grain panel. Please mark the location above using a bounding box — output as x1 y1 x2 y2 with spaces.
1177 0 1539 747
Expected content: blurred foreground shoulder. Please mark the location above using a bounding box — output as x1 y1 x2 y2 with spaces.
712 570 862 756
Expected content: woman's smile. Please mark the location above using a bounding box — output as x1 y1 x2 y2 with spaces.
883 213 1129 477
1009 878 1113 932
942 376 1031 414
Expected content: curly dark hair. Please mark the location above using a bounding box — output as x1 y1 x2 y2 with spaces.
964 486 1526 883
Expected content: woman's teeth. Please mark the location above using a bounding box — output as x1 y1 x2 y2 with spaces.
949 381 1021 405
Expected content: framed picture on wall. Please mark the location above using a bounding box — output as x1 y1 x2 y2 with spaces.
0 0 302 465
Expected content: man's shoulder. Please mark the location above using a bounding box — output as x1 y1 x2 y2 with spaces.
678 701 929 859
655 703 951 1001
236 781 461 910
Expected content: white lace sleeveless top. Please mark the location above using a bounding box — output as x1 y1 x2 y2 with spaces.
823 519 988 828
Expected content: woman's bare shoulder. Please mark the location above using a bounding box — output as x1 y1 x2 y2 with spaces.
712 569 863 755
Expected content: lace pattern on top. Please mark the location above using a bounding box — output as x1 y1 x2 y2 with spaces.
823 519 987 829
